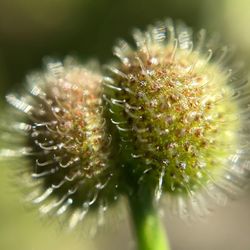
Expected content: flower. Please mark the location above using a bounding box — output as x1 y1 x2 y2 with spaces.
2 58 120 229
103 19 250 212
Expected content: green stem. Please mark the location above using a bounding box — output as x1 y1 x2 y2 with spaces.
128 190 171 250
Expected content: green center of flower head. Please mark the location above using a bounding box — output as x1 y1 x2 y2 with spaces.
104 25 239 197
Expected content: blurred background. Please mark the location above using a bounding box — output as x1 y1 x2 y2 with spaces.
0 0 250 249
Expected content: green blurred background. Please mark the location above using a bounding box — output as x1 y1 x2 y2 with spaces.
0 0 250 249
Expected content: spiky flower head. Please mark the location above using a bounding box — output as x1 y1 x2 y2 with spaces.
104 20 250 205
3 58 120 228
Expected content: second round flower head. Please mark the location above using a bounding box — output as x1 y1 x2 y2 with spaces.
104 20 250 208
5 58 120 228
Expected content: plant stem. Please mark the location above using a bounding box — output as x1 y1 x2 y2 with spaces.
128 190 171 250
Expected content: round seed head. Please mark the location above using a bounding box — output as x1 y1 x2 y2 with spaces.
104 20 250 203
3 58 120 228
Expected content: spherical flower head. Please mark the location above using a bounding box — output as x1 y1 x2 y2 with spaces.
4 58 120 228
104 20 249 203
